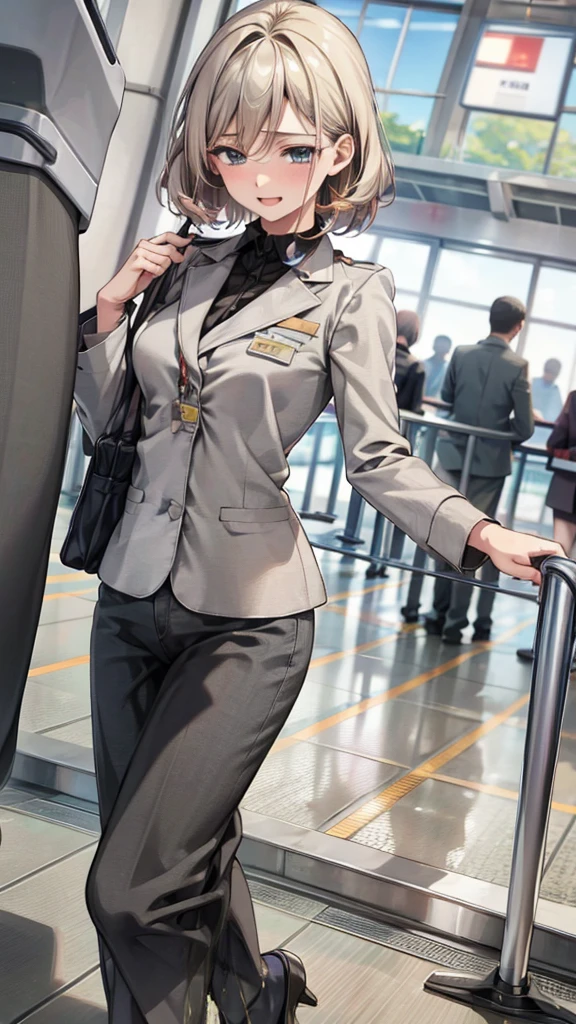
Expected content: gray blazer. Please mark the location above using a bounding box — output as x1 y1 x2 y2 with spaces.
74 231 487 617
437 335 534 479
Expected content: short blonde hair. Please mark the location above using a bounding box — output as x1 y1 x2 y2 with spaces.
158 0 395 234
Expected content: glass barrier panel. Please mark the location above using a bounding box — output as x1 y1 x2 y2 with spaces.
432 248 533 305
532 265 576 327
376 236 431 292
414 299 489 361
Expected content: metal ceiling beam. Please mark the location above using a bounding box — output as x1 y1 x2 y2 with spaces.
487 179 516 221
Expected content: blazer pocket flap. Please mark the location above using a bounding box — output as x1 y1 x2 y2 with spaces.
126 485 145 503
219 505 290 523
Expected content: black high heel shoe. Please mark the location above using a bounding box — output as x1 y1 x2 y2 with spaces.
263 948 318 1021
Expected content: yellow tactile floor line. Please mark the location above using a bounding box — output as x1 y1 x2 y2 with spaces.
46 571 92 584
327 692 531 838
272 616 535 756
43 588 98 602
429 772 576 816
323 603 410 629
326 578 405 604
29 655 91 677
324 616 539 838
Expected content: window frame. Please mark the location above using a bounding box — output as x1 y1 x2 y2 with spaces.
342 225 576 387
459 45 576 177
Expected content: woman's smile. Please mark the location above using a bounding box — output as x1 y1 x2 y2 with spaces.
258 196 283 206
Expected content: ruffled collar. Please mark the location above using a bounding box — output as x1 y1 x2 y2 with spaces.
241 218 322 267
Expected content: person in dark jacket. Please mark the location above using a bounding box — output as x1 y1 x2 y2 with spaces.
395 310 426 413
424 295 534 644
518 391 576 663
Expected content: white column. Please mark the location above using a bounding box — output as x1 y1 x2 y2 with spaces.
79 0 227 308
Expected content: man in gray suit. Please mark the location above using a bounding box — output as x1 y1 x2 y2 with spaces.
425 296 534 644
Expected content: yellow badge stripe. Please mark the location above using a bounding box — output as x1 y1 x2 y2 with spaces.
180 404 198 423
276 317 319 336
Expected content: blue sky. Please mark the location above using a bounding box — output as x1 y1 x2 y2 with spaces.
323 3 459 129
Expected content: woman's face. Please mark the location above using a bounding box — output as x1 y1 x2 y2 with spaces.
208 101 353 231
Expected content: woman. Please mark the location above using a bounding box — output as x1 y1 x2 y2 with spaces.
72 3 562 1022
546 391 576 555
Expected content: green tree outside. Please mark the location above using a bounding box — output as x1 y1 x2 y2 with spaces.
549 114 576 178
380 111 424 155
382 108 576 178
462 113 552 173
461 113 576 178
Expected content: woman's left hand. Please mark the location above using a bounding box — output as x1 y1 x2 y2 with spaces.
467 522 565 585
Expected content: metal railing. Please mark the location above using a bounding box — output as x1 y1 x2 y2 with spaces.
299 408 552 605
58 401 557 608
425 555 576 1023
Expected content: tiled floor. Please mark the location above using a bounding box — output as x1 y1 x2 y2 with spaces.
6 501 576 1022
0 785 567 1024
17 504 576 919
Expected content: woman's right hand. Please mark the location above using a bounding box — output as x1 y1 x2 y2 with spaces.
96 231 193 332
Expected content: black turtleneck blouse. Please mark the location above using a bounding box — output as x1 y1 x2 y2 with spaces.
199 218 321 338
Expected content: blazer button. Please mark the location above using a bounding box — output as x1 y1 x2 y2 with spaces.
168 501 183 520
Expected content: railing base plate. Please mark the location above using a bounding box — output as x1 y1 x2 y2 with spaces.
425 967 576 1022
298 511 338 523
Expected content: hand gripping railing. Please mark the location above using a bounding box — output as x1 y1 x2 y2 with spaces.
425 555 576 1023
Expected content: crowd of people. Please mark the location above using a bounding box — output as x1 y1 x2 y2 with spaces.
394 296 576 651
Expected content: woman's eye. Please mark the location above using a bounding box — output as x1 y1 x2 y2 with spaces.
212 147 246 166
283 146 314 164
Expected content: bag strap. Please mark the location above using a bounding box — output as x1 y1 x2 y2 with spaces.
106 219 193 440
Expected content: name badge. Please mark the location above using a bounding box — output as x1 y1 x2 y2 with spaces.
171 399 199 433
276 317 319 337
247 334 297 365
180 403 199 423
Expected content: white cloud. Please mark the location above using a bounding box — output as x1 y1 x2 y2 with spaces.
410 21 458 31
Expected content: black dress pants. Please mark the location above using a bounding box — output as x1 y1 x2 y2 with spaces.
430 470 504 637
85 580 315 1024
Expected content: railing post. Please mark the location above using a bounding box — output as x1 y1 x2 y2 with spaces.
335 488 366 546
506 450 528 530
366 511 388 578
400 421 438 616
420 423 439 467
300 420 325 514
425 556 576 1023
325 440 344 520
459 433 476 497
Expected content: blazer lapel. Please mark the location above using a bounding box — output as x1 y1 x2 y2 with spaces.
197 232 334 357
197 271 323 357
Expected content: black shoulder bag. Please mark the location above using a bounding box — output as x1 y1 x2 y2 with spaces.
61 221 191 573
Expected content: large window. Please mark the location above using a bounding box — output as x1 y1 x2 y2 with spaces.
413 247 533 360
230 0 461 153
334 233 432 310
375 235 431 310
522 267 576 402
350 2 460 153
461 60 576 178
228 0 576 178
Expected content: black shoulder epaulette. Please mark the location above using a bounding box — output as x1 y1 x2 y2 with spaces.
333 249 378 269
333 249 355 265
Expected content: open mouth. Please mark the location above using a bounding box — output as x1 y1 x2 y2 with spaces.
258 197 282 206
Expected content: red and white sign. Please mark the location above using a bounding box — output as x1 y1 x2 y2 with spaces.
462 24 574 119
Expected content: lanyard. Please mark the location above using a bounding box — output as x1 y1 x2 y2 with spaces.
178 351 189 402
